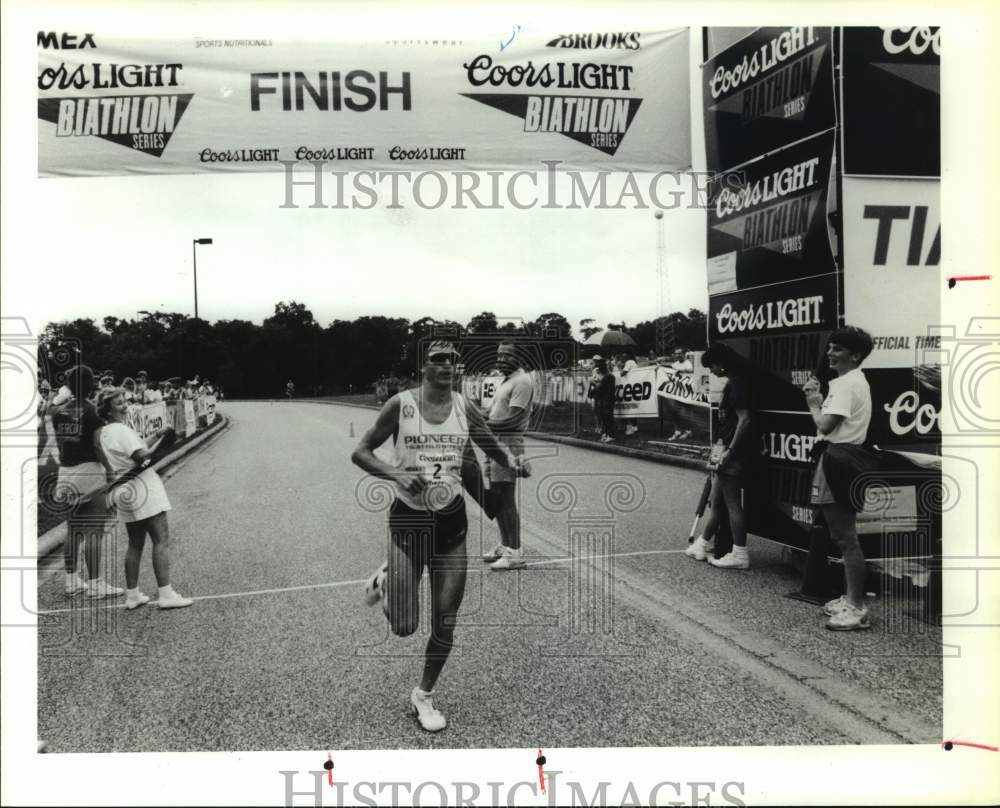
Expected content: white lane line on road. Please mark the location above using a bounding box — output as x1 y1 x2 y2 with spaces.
35 549 688 615
527 549 687 567
36 576 372 614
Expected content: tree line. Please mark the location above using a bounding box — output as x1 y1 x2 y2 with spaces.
39 303 707 398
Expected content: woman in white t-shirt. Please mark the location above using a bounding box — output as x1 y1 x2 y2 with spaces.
96 387 193 611
802 326 874 632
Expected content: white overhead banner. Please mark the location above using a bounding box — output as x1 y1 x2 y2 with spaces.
37 28 691 177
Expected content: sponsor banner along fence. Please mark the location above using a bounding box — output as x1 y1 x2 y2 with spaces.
37 27 691 177
467 366 708 419
655 365 709 407
126 397 216 439
168 398 198 437
703 26 835 175
610 365 659 417
193 395 218 427
124 401 169 439
841 27 940 178
706 129 837 294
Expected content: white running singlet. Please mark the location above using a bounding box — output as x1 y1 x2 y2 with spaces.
392 390 469 511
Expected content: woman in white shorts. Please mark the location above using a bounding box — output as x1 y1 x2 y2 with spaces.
96 387 192 611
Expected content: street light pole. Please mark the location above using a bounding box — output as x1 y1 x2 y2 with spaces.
192 238 213 321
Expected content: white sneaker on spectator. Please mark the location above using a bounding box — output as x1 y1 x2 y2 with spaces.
86 579 124 599
709 548 750 569
490 546 526 570
64 574 88 597
410 687 446 732
822 595 847 617
482 544 505 563
684 536 714 561
826 602 870 631
125 591 150 611
157 587 193 609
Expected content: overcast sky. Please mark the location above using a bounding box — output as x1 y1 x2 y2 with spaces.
24 169 708 336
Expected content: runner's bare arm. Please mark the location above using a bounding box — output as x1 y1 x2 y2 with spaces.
352 397 427 495
467 404 514 468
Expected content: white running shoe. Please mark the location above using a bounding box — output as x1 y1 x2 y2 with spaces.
826 602 871 631
822 595 847 617
490 546 526 570
86 579 124 599
157 591 193 609
364 562 388 606
64 575 89 597
410 687 447 732
125 592 150 611
482 544 505 563
684 536 715 561
709 549 750 570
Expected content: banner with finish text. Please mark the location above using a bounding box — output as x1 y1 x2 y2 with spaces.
37 28 690 177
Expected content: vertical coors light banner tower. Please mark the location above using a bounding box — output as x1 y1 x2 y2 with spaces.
701 26 941 559
836 27 941 558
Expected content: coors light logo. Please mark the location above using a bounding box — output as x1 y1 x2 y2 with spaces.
460 55 642 156
37 53 192 158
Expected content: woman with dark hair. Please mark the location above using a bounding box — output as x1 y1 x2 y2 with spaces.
686 344 756 569
96 387 192 611
49 365 123 599
802 326 875 631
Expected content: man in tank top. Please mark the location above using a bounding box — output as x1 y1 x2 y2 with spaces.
351 340 525 732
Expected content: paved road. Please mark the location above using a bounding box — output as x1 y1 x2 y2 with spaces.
37 401 942 752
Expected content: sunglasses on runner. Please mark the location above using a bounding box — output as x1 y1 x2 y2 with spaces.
427 353 457 365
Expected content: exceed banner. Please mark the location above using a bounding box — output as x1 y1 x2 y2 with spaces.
37 28 690 177
612 367 659 418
